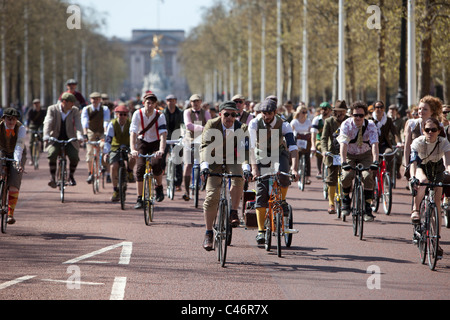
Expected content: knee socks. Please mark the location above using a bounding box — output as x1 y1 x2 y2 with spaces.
256 207 267 232
328 185 336 207
8 190 19 217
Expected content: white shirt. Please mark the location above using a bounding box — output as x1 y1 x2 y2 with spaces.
130 109 167 143
81 103 111 129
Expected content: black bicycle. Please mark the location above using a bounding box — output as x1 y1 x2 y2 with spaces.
206 165 243 267
0 157 16 233
412 181 448 271
117 145 130 210
30 130 43 170
49 137 77 203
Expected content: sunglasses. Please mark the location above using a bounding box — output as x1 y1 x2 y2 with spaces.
424 127 439 133
443 111 450 115
223 112 237 118
352 114 365 118
234 100 243 104
117 113 128 117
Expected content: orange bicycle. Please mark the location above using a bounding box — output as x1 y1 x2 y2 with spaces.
257 166 298 257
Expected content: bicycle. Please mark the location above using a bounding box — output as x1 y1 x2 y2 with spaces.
344 163 371 240
189 143 202 208
296 132 311 191
0 157 16 233
87 140 104 194
166 138 182 201
412 181 448 270
325 152 345 221
372 148 399 216
30 130 43 170
116 145 130 210
315 150 328 200
139 153 157 225
49 137 78 203
257 165 298 257
206 165 243 267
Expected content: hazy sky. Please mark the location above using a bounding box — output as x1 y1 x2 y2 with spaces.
70 0 216 39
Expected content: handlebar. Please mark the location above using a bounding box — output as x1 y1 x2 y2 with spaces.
344 163 371 172
0 157 16 163
138 153 157 159
166 138 183 146
87 141 102 146
49 137 78 144
380 147 401 158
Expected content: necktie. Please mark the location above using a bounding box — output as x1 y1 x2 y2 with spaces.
6 129 15 138
356 125 363 147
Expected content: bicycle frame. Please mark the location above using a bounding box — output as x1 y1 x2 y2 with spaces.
87 140 103 194
30 130 43 169
140 153 156 225
49 137 77 203
325 152 344 220
373 148 398 215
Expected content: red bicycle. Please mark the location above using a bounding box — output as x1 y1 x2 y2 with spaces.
372 148 400 216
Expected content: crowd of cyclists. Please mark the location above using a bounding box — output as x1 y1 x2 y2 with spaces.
1 77 448 259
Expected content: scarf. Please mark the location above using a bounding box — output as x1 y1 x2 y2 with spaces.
372 111 387 136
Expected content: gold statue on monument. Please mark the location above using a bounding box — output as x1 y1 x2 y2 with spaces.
151 34 164 58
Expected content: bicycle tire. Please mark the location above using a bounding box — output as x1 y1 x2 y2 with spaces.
284 204 293 247
264 213 272 251
32 140 40 170
166 159 175 200
352 185 359 236
91 156 98 194
298 155 306 191
276 210 282 257
217 200 229 267
358 184 365 240
335 181 342 220
322 163 328 200
427 204 440 270
194 166 200 208
372 174 380 213
444 207 450 228
0 180 7 233
59 159 66 203
418 200 427 265
143 177 154 225
118 166 126 210
382 173 392 215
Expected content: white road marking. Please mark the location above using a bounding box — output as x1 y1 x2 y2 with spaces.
63 241 132 265
110 277 127 300
0 275 36 290
41 279 105 286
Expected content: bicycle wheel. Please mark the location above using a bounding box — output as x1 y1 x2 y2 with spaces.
194 166 200 208
32 141 40 170
264 212 272 251
351 186 359 236
221 200 230 267
382 173 392 215
418 200 427 264
276 210 282 257
358 185 365 240
427 204 440 270
0 180 7 233
143 176 154 225
166 159 175 200
284 204 293 247
371 174 380 213
444 207 450 228
118 166 126 210
59 159 66 203
335 181 343 220
91 157 98 194
298 155 306 191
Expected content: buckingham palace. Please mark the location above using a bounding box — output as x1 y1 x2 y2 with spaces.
122 29 189 102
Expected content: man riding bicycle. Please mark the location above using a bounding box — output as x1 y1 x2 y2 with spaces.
81 92 111 184
248 98 299 245
182 94 211 201
26 98 46 166
43 92 83 188
320 100 348 215
200 101 250 251
103 104 136 202
0 108 27 225
337 101 379 222
130 92 167 208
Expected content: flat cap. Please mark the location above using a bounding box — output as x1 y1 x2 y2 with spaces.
2 108 20 118
190 94 202 101
219 101 239 112
143 92 158 101
90 92 102 99
231 94 245 101
61 92 76 102
333 100 347 111
259 99 277 112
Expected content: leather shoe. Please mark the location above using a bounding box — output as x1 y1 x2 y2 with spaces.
48 180 57 189
203 232 213 251
230 210 240 228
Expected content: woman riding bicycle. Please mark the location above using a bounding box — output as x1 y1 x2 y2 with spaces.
290 104 312 185
0 108 27 225
409 117 450 258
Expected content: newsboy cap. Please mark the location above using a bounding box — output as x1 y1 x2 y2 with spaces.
219 101 239 112
2 108 21 118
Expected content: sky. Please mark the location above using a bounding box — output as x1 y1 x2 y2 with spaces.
70 0 216 39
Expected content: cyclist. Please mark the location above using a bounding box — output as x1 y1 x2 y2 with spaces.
58 79 87 109
409 117 450 257
82 92 111 184
290 103 312 185
43 92 83 187
130 92 167 208
369 100 401 176
232 94 253 125
103 104 136 202
26 98 46 165
182 94 211 201
311 102 332 179
248 98 299 245
337 101 379 222
320 100 348 214
388 104 405 179
0 108 26 225
162 94 184 192
404 95 444 180
200 101 250 250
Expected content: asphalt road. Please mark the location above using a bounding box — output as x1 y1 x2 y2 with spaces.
0 147 449 304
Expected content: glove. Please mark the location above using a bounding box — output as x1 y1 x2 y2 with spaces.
342 162 352 171
409 176 419 196
370 161 379 171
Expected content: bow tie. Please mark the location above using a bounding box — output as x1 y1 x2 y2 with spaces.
6 129 15 138
192 110 200 114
